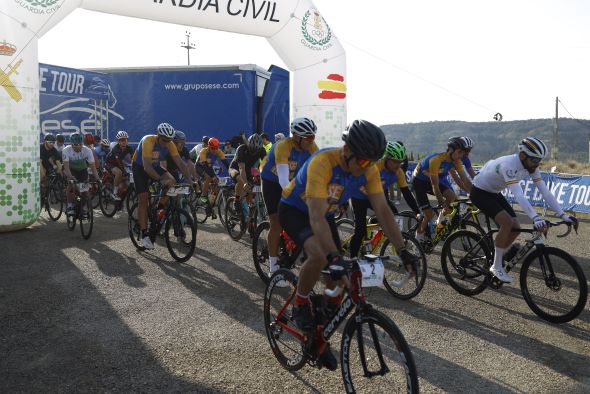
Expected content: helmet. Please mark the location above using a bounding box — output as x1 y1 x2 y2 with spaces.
384 141 407 161
173 130 186 141
100 139 110 146
202 136 209 143
290 117 317 137
518 137 547 159
83 133 95 145
116 131 129 140
157 123 175 138
70 133 83 144
447 136 468 150
274 132 286 142
341 119 386 161
462 136 474 149
208 137 219 150
44 134 56 142
56 134 64 143
247 134 263 150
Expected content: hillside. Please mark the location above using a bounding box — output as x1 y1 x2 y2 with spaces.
380 118 590 165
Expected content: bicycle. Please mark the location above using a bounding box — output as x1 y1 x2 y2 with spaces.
40 170 65 221
128 184 197 263
99 166 135 217
264 257 419 393
65 180 95 240
337 216 427 300
225 179 268 241
192 176 233 226
440 219 587 323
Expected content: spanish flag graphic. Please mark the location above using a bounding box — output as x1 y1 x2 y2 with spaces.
318 74 346 99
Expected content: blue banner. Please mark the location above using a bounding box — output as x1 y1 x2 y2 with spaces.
405 162 590 214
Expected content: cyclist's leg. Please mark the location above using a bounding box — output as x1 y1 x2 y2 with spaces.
132 163 151 239
201 166 214 197
412 178 432 238
112 166 123 194
439 182 456 223
350 198 369 258
262 178 283 272
40 162 47 187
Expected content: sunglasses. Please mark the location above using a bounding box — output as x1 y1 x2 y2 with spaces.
527 156 542 164
118 138 128 142
303 135 315 142
353 155 375 169
46 141 55 145
72 143 82 147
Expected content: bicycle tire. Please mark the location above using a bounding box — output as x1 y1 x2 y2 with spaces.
90 185 100 210
164 208 197 263
218 193 228 227
46 186 63 221
379 232 428 300
263 269 308 371
225 196 245 241
396 210 418 234
125 184 137 214
440 230 492 296
341 307 419 394
252 221 271 285
79 195 94 240
520 247 588 324
335 218 355 257
99 181 118 218
127 202 145 251
66 203 77 231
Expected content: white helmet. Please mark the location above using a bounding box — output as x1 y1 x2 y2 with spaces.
116 131 128 140
100 138 110 146
290 117 317 137
247 134 263 149
518 137 547 159
461 136 474 149
157 123 175 138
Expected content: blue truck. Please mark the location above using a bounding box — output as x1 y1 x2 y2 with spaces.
39 63 290 144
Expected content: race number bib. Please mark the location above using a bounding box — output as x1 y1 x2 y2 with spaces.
358 255 385 288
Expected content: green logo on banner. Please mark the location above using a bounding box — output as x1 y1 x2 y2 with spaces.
14 0 62 14
301 9 333 50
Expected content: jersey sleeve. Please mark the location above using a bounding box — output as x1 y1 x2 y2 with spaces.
428 156 442 178
198 148 208 163
364 165 384 195
216 150 226 160
142 138 154 161
167 141 179 156
274 140 291 165
305 156 332 199
396 168 408 188
454 159 465 172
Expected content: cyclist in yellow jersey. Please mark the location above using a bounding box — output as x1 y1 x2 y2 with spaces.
132 123 195 249
279 120 419 370
196 137 230 204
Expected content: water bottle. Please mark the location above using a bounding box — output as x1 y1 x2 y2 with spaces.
428 220 436 235
435 220 447 235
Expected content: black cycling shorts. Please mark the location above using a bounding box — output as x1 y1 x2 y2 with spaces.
278 202 341 251
470 186 516 219
196 163 215 178
262 178 282 215
133 163 166 194
70 168 88 183
412 177 450 209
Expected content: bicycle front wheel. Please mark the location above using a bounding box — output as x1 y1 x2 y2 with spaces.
79 195 94 240
225 197 245 241
263 269 307 371
341 308 419 394
520 247 588 323
164 209 197 263
99 181 118 218
379 232 428 300
440 230 492 296
125 184 137 214
252 221 271 285
127 202 145 251
46 186 63 221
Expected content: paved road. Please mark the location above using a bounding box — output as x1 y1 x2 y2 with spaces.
1 207 588 393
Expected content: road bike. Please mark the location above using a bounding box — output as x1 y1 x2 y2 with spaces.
128 184 197 263
440 219 587 323
264 257 419 393
192 176 233 226
40 170 65 221
65 180 95 240
99 166 135 217
225 179 268 241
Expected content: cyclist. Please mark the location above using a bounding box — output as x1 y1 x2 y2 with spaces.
55 134 66 153
197 137 230 208
349 141 421 258
190 135 209 161
470 137 576 283
62 133 100 215
95 138 111 168
412 136 473 241
260 117 318 276
229 134 267 213
105 131 135 200
448 136 477 193
261 133 272 153
132 123 194 250
40 134 62 187
163 130 198 182
279 120 419 369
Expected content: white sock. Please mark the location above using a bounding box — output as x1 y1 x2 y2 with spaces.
269 256 278 271
113 186 119 194
493 247 506 270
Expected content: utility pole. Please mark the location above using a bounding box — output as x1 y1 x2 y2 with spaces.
180 31 196 66
552 96 559 161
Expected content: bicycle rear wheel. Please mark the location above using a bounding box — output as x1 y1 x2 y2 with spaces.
225 197 245 241
379 232 428 300
263 269 308 371
127 202 145 251
79 195 94 240
440 230 492 296
252 221 271 285
125 184 137 214
335 218 355 257
164 208 197 263
520 247 588 323
99 181 118 217
46 185 63 221
341 308 419 394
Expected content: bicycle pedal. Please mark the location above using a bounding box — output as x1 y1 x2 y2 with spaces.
490 278 504 289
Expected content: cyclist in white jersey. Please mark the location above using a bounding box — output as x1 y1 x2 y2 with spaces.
470 137 575 283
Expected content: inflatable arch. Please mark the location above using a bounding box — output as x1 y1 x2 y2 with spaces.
0 0 346 232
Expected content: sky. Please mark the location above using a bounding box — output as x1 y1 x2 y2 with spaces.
38 0 590 126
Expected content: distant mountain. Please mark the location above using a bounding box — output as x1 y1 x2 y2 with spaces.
380 118 590 164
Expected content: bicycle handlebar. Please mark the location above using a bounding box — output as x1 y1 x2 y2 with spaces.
323 255 396 297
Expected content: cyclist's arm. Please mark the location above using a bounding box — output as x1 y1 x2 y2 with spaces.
63 160 73 180
276 164 290 189
368 192 405 250
429 173 445 204
455 160 472 192
467 166 477 178
171 154 193 182
238 162 248 185
86 149 99 180
400 186 420 214
533 178 565 217
507 182 539 220
274 142 291 188
308 197 339 256
449 169 467 192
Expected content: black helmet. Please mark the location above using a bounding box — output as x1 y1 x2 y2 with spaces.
202 136 209 143
56 134 65 142
341 119 386 161
44 134 56 142
447 136 467 150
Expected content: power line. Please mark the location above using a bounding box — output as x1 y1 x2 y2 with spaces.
558 98 590 129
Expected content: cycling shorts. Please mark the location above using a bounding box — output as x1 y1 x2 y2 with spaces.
262 178 282 215
70 168 88 183
278 202 341 251
412 177 450 209
470 186 516 219
196 163 215 178
133 163 167 194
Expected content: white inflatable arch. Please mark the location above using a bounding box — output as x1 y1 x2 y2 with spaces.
0 0 346 231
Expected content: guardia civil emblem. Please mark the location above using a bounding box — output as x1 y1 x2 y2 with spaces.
301 9 333 49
